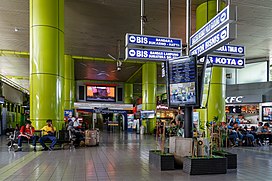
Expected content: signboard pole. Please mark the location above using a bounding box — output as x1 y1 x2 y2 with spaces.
185 0 194 139
140 0 144 35
184 106 193 138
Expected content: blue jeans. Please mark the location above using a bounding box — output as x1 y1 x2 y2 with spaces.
39 135 57 148
18 135 37 147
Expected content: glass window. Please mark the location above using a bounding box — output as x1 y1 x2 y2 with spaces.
237 62 267 84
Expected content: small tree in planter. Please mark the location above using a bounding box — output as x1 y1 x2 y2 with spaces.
183 116 227 175
210 116 237 169
149 121 175 171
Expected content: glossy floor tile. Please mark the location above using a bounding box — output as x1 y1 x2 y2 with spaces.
1 132 272 181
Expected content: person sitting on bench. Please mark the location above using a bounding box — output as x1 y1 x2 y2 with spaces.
39 119 57 151
16 121 38 152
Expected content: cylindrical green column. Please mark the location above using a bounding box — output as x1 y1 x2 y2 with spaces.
124 83 133 104
196 0 226 123
30 0 64 130
142 62 157 133
64 55 75 110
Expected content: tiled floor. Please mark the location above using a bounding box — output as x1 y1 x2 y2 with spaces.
1 132 272 181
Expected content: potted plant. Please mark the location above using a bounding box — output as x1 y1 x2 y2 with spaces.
182 117 227 175
211 116 237 169
149 121 175 171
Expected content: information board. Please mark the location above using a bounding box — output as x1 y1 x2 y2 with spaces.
126 33 182 49
125 48 182 61
190 5 237 47
190 23 237 57
168 56 197 107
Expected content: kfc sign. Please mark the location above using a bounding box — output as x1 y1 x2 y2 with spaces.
225 96 244 103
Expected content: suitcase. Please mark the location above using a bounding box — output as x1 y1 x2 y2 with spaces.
85 129 99 146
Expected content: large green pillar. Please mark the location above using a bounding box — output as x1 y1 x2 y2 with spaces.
64 55 75 110
196 0 226 123
124 83 133 104
30 0 64 130
142 62 157 133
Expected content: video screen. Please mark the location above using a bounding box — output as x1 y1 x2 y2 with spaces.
170 82 196 107
168 56 197 107
86 86 116 102
262 107 272 121
141 111 155 119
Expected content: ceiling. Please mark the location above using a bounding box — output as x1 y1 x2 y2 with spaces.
0 0 271 95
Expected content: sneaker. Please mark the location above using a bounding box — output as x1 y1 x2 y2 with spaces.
15 148 22 152
49 147 53 151
33 147 37 152
41 147 49 151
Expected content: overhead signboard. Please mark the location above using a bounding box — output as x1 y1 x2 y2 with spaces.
189 23 237 57
214 44 245 56
125 48 182 61
190 5 237 48
125 33 182 49
199 55 245 68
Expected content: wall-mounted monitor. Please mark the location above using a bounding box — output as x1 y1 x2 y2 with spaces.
86 85 116 102
262 106 272 121
141 110 155 119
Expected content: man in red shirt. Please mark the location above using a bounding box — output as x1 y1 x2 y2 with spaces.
16 121 38 152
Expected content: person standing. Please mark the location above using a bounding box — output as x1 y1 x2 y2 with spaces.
39 119 57 151
16 121 37 152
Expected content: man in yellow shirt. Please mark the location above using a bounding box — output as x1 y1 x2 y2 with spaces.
39 119 57 151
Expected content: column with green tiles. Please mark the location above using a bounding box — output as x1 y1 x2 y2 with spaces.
64 55 74 110
124 83 133 104
142 62 157 134
30 0 64 130
196 0 226 124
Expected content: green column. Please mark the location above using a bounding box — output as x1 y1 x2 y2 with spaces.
64 55 74 110
196 0 226 123
124 83 133 104
142 62 157 133
30 0 64 130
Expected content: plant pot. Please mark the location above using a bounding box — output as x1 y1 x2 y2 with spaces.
183 156 227 175
213 151 237 169
149 150 175 171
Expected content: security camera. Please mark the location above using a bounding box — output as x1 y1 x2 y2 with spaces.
117 66 121 71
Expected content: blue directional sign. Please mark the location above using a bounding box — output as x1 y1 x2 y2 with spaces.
189 23 237 57
190 5 237 48
214 44 245 56
125 33 182 49
198 55 245 68
125 48 182 61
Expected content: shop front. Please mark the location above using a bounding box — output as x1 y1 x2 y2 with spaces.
225 94 262 127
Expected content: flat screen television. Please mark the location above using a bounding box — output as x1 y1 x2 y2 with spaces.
262 106 272 121
168 56 198 107
141 110 155 119
86 85 116 102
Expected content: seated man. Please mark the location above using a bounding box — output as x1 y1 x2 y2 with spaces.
39 119 57 151
16 121 38 152
257 123 272 144
228 122 243 146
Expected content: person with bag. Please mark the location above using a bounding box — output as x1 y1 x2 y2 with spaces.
39 119 57 151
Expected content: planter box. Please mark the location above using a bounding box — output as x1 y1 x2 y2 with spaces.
183 156 227 175
149 150 175 171
213 151 237 169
